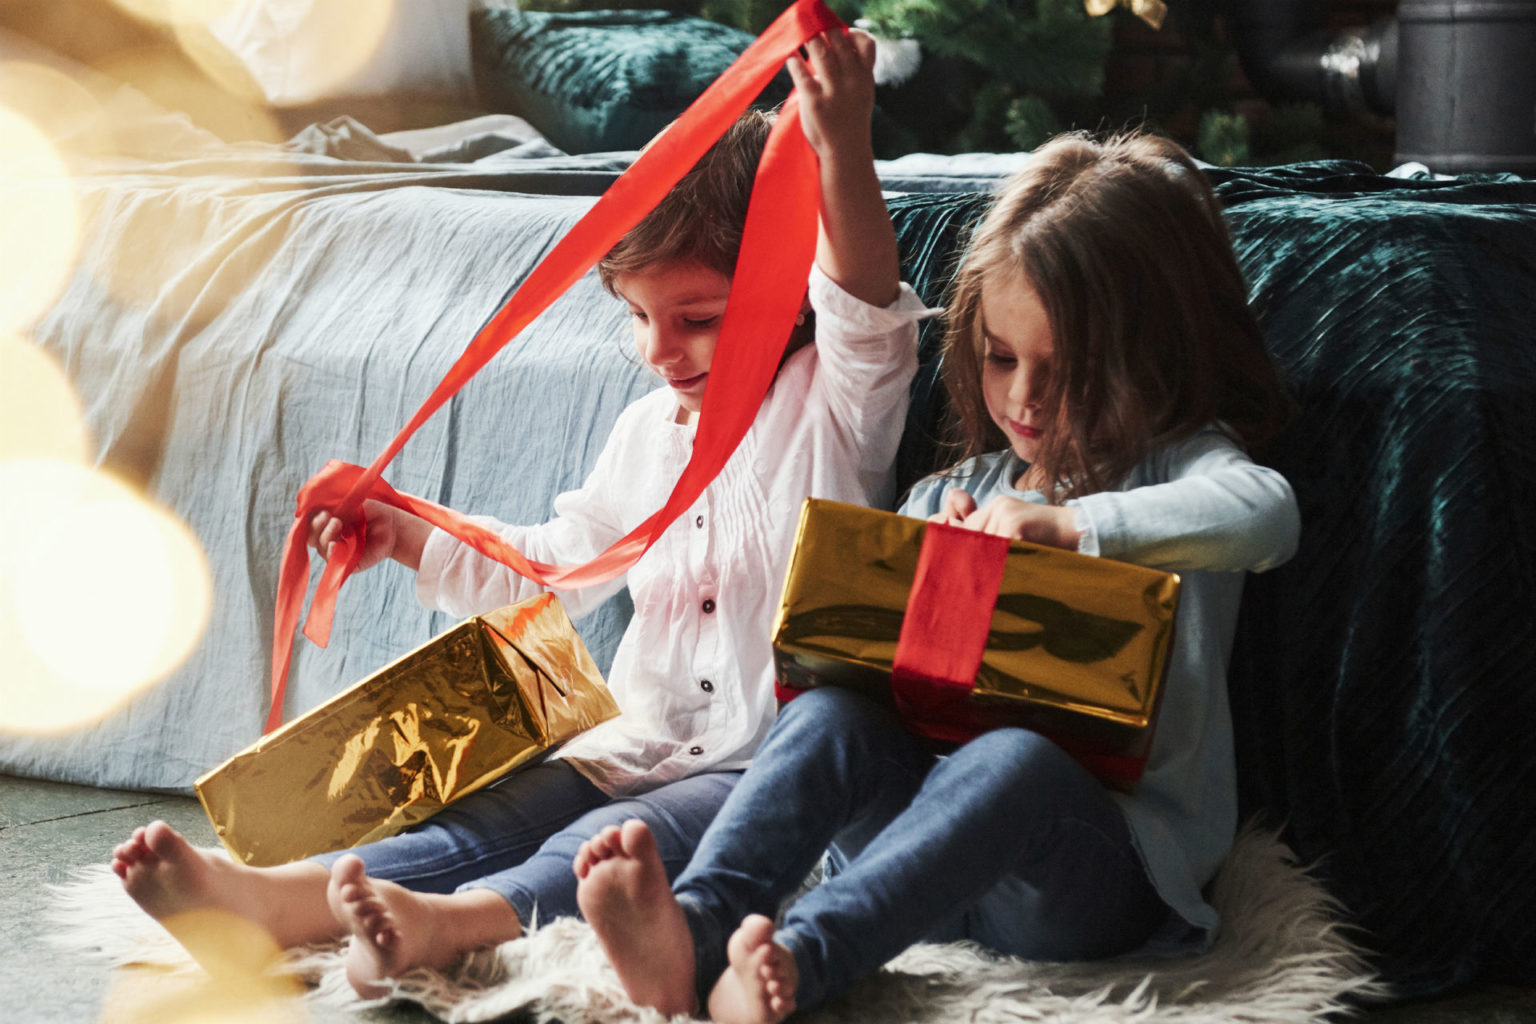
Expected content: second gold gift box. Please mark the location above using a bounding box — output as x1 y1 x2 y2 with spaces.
197 593 619 867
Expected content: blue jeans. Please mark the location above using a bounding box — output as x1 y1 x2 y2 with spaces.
672 688 1168 1011
314 759 740 929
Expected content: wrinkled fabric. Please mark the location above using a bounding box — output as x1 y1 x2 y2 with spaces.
3 131 651 790
1212 164 1536 996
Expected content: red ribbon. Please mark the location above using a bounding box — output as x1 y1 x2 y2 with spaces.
890 523 1011 743
268 0 845 732
889 524 1151 783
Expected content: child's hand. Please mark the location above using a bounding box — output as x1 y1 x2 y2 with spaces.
786 28 877 164
928 488 978 526
307 499 397 572
958 496 1083 551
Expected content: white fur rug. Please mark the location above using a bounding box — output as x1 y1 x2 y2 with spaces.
49 825 1385 1023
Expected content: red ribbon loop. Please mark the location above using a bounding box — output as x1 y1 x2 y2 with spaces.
267 0 846 733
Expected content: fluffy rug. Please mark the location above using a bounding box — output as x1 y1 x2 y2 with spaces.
49 825 1386 1023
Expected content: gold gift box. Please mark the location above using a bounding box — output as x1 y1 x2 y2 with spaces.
196 593 620 866
772 499 1180 778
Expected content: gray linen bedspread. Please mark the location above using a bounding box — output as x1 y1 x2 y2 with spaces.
3 104 655 790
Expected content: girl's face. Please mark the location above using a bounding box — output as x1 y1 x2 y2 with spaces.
613 261 732 425
979 273 1056 465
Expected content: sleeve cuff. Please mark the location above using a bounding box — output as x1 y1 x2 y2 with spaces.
414 527 454 611
808 262 939 334
1066 499 1104 558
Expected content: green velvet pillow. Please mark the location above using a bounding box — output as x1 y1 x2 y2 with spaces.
471 8 791 155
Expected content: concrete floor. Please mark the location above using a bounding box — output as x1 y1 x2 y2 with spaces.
0 773 444 1024
3 771 1534 1023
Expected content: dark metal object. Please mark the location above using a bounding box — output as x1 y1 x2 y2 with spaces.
1395 0 1536 174
1229 1 1396 119
1228 0 1536 174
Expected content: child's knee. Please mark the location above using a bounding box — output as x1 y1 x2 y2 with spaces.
953 727 1082 787
777 687 899 745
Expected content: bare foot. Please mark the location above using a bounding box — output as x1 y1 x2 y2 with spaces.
326 854 521 999
111 820 336 971
707 914 798 1024
575 819 697 1017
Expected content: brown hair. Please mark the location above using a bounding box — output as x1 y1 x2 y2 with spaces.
939 130 1292 502
599 109 774 289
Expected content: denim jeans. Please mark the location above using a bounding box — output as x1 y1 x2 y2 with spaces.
313 759 740 929
671 687 1168 1011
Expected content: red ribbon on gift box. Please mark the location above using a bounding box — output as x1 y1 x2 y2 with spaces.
890 523 1011 741
889 524 1153 784
267 0 845 733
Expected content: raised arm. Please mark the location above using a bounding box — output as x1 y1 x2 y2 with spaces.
787 29 900 309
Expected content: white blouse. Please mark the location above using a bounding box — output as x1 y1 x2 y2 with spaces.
417 265 937 795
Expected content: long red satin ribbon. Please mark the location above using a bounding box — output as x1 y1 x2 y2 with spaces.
268 0 844 732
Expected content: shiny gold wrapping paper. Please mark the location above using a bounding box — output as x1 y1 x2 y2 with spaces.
196 594 620 866
772 499 1180 758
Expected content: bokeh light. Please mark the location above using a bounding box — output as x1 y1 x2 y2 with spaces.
0 63 113 163
0 106 83 334
199 0 399 105
99 909 307 1024
291 0 399 101
171 19 273 110
0 334 90 465
0 460 213 733
107 0 244 28
97 47 284 145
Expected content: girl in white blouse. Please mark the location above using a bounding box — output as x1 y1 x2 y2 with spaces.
110 28 933 997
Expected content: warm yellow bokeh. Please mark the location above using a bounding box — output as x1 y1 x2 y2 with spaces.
291 0 399 100
172 19 274 108
0 107 83 334
99 909 307 1024
107 0 244 28
0 63 112 162
97 48 285 144
0 460 213 733
113 0 399 106
217 0 399 104
0 334 91 465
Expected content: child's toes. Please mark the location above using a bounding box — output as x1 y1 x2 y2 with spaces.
589 825 624 862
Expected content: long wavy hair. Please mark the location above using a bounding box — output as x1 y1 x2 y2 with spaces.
940 131 1292 501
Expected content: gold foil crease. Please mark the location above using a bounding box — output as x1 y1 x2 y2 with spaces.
772 499 1179 756
196 594 620 867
